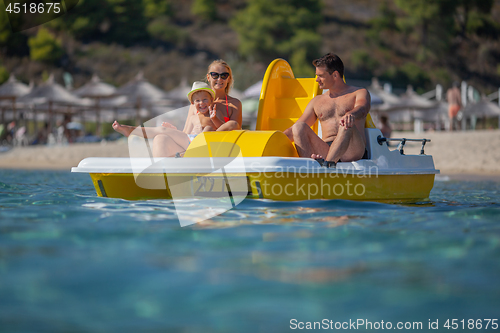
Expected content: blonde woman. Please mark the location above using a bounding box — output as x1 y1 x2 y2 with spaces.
201 59 242 132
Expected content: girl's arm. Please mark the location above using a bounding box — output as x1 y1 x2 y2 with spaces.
209 105 224 129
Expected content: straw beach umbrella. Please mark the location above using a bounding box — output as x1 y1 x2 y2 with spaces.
19 74 91 133
367 78 404 129
95 95 131 123
73 74 117 98
0 74 32 98
463 98 500 129
0 74 32 124
367 78 402 112
243 80 263 99
115 71 168 125
398 86 438 117
397 86 439 132
369 79 439 132
163 77 193 112
74 74 117 136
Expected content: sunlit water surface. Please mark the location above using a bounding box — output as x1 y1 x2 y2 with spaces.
0 169 499 332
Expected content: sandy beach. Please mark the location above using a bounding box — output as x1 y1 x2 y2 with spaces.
390 129 500 179
0 139 130 171
1 130 499 179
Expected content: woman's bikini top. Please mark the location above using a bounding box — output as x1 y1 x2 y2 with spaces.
223 95 230 123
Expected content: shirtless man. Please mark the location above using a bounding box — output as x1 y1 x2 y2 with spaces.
283 53 371 167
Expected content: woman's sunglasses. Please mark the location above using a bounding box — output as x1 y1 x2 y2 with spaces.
209 72 230 80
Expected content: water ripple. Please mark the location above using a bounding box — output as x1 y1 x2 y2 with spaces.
1 169 499 332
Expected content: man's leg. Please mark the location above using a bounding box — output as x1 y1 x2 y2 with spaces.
292 122 330 158
325 125 365 162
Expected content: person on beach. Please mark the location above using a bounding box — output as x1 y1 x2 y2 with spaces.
113 60 242 157
379 114 392 139
283 53 371 167
446 82 462 131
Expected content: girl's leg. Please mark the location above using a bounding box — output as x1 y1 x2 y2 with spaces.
112 121 179 139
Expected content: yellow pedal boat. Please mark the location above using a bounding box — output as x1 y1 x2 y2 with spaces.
72 59 439 202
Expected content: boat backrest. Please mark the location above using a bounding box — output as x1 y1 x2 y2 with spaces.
184 130 298 158
365 127 390 160
255 59 322 133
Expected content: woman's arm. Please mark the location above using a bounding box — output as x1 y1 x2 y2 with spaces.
228 97 243 129
182 105 197 134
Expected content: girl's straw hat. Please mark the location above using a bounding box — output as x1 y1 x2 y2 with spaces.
187 81 215 102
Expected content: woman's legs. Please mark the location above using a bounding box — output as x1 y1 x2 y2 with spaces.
113 121 180 139
113 121 191 157
152 134 190 157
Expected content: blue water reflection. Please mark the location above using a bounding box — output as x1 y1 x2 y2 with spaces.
0 170 499 332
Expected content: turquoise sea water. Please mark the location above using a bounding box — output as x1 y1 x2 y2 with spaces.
0 169 499 332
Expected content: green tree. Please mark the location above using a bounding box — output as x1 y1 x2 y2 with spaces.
381 62 431 91
28 28 64 64
394 0 496 64
371 2 398 32
0 65 8 85
454 0 494 37
147 16 188 47
394 0 459 63
102 0 149 44
394 0 496 44
59 0 148 45
57 0 114 41
0 2 29 57
143 0 172 19
351 49 379 73
230 0 323 77
191 0 217 22
394 0 441 46
367 2 398 46
0 6 11 45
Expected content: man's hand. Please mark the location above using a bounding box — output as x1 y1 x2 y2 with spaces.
339 113 355 129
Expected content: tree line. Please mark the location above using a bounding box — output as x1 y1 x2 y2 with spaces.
0 0 499 92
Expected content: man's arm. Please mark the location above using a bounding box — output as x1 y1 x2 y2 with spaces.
340 88 371 129
283 97 318 142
